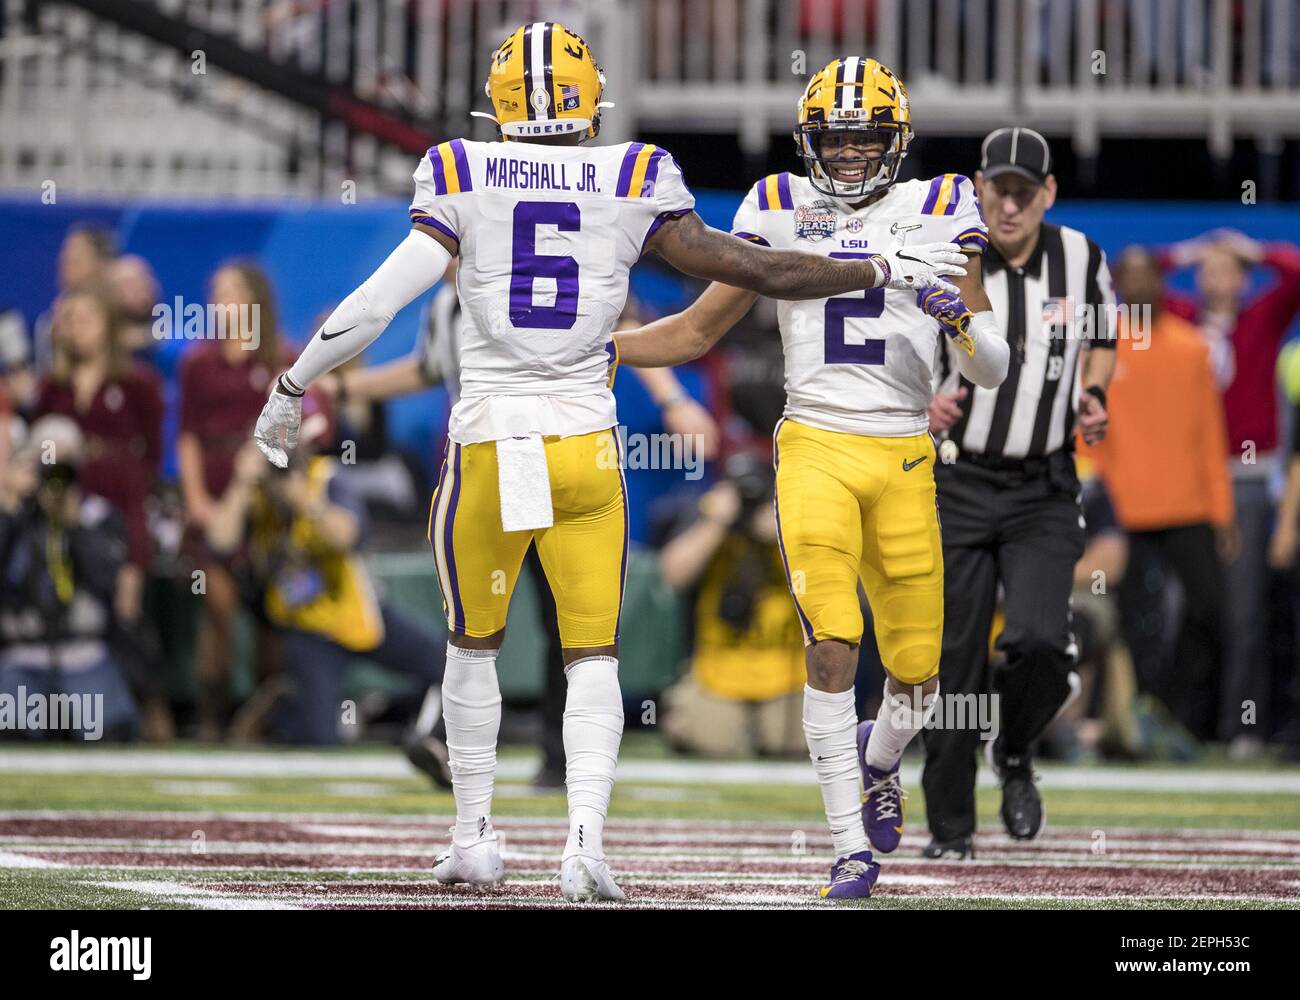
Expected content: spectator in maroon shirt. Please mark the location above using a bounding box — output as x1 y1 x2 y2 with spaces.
178 260 291 740
1154 230 1300 755
35 283 163 627
30 224 119 384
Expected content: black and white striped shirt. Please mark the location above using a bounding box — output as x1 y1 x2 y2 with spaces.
938 222 1116 460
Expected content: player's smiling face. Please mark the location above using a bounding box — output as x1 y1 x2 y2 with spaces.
817 130 887 185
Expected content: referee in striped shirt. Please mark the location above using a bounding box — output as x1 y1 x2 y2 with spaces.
921 127 1117 858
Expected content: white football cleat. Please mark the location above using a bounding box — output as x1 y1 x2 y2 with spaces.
433 833 504 886
560 855 626 902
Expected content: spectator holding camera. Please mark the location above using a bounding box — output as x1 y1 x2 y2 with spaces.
205 400 446 762
658 454 805 758
0 417 139 740
179 261 293 739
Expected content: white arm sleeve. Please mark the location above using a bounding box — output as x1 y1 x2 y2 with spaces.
955 310 1010 389
285 231 452 390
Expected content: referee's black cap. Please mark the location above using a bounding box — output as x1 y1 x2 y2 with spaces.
980 127 1052 185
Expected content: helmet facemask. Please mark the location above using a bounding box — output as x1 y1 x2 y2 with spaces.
795 123 912 200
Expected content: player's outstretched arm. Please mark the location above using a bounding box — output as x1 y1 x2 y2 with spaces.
646 211 966 300
254 226 455 467
615 281 758 368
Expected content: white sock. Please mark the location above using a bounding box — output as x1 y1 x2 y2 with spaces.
562 656 623 860
442 644 501 845
803 685 869 859
865 680 939 772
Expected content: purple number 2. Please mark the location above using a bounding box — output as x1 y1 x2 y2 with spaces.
510 201 580 329
824 251 886 364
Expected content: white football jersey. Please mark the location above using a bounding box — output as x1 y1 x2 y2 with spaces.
731 171 988 437
410 138 694 443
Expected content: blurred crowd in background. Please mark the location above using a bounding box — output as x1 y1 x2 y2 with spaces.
2 219 1300 767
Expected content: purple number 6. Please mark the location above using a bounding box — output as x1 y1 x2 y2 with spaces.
510 201 581 329
824 251 886 364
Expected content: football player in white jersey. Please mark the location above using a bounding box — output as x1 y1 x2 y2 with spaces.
313 271 719 790
253 29 967 902
615 58 1010 898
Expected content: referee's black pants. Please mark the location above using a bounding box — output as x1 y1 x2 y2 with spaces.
922 455 1085 842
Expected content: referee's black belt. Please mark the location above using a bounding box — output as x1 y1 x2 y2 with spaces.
950 448 1078 493
957 451 1050 476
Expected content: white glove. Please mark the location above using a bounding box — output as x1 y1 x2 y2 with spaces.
253 379 303 468
871 242 968 295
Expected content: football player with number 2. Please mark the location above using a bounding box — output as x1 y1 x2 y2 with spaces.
615 58 1009 898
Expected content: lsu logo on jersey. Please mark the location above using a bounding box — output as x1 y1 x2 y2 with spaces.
794 200 838 242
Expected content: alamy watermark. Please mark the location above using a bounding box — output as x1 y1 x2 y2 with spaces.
50 931 151 980
1044 299 1154 350
888 689 1001 742
151 297 261 351
0 687 104 740
598 425 705 481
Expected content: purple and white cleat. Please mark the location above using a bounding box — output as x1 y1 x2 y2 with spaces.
818 849 881 900
857 720 906 854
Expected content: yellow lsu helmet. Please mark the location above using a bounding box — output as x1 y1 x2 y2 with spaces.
794 57 913 199
481 21 610 141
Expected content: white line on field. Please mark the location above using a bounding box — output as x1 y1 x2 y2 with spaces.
100 880 302 910
5 811 1300 846
8 829 1300 861
0 850 64 868
4 748 1300 793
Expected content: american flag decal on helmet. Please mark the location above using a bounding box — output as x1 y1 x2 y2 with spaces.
560 83 580 111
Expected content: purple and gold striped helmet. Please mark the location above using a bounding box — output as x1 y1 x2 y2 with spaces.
794 57 914 199
484 22 608 141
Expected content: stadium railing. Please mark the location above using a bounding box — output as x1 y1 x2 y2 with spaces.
2 0 1298 198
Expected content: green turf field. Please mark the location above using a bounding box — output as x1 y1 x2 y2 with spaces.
2 739 1298 909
